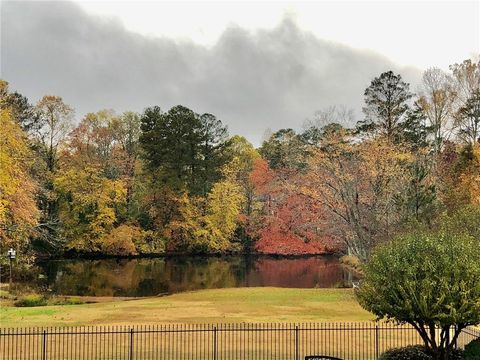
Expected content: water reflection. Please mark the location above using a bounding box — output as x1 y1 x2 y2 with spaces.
38 256 357 297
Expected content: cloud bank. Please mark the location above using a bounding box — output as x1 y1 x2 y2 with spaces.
1 1 422 145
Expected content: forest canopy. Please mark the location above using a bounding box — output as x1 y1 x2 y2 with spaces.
1 58 479 263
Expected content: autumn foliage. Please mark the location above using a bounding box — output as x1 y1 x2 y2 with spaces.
1 58 479 261
0 108 39 256
248 159 335 255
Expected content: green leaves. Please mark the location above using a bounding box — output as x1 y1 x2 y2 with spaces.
356 228 480 354
362 71 413 141
139 105 230 196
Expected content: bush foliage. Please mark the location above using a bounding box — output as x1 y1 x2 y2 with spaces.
379 345 432 360
463 339 480 360
14 294 47 307
356 231 480 359
379 345 464 360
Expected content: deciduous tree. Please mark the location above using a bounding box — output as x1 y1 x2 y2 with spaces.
260 129 309 170
456 90 480 145
0 109 39 257
307 134 411 259
35 95 74 172
54 167 126 252
417 68 456 153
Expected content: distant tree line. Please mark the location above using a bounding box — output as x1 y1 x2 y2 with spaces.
0 58 479 266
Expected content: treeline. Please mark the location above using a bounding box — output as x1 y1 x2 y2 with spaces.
1 58 479 263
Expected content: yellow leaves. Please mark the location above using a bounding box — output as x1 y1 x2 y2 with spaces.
307 136 418 256
205 178 245 251
358 138 413 177
102 224 139 256
0 110 30 202
55 169 125 217
459 174 480 205
164 170 246 252
0 109 38 244
54 167 126 250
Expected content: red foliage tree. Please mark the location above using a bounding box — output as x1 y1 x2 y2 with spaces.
247 159 339 255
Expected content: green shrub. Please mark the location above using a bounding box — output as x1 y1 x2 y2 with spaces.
51 296 85 305
14 294 47 307
379 345 432 360
463 339 480 360
379 346 463 360
65 297 84 305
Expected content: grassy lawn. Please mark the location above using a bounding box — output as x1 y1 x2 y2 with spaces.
0 287 373 327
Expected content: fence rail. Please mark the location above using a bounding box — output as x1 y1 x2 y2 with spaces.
0 323 478 360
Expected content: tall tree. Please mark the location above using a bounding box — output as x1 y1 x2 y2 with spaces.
140 105 229 196
112 111 142 215
139 105 231 250
417 68 456 153
54 167 126 253
0 109 39 257
400 103 430 151
32 96 73 252
450 58 480 103
35 95 74 172
307 133 412 259
226 136 260 217
456 90 480 145
61 110 144 224
203 160 246 252
198 113 229 196
360 71 413 141
260 129 309 170
248 158 331 255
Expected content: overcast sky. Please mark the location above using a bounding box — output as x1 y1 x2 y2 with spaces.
1 0 479 145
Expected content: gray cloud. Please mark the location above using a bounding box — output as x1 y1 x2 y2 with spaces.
1 1 422 145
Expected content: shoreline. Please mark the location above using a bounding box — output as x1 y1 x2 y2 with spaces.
38 251 342 262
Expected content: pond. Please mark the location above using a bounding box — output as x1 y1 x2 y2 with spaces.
37 255 358 297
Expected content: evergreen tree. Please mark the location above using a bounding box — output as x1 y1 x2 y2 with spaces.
359 71 413 141
140 105 230 196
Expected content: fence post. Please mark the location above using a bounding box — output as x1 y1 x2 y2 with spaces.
213 326 218 360
129 328 134 360
375 323 380 359
295 325 300 360
42 329 47 360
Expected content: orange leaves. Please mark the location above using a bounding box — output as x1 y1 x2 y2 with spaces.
248 157 336 255
249 158 275 194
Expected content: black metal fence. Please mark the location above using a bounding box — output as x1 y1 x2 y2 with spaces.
0 323 478 360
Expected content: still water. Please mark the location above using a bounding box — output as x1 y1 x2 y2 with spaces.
38 256 357 297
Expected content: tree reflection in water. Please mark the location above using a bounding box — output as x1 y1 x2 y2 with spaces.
39 256 358 297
